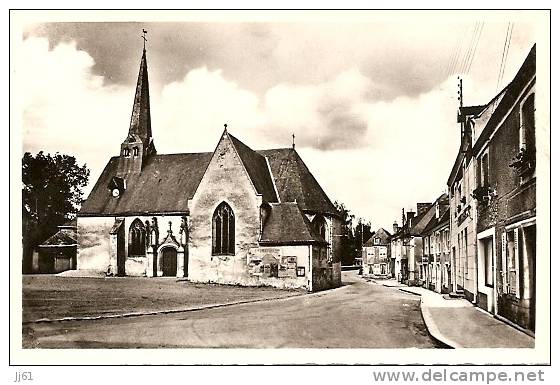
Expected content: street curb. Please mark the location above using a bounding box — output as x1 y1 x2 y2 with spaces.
395 286 461 348
23 283 351 325
398 287 421 296
419 298 462 349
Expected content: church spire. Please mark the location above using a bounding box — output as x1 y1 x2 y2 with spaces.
128 47 152 141
117 40 156 177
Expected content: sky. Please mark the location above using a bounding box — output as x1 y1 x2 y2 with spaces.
19 13 538 231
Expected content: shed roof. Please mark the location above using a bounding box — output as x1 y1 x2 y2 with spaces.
39 228 77 248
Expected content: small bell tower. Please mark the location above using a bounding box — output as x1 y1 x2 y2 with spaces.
117 32 156 177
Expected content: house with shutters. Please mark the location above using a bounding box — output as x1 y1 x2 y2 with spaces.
471 45 536 333
76 46 342 292
362 228 392 278
420 195 451 293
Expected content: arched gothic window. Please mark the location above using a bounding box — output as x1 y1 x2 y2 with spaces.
312 215 326 240
212 202 235 255
128 218 146 257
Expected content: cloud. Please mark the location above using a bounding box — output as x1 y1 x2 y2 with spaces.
20 37 132 192
19 30 531 230
26 21 533 102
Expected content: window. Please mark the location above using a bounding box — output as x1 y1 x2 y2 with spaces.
133 147 139 157
520 94 535 153
464 228 468 277
482 237 494 287
374 238 380 245
312 215 326 240
212 202 235 255
128 218 146 257
477 151 489 187
503 229 520 296
123 148 130 157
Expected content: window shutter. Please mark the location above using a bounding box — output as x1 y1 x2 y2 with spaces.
501 232 507 294
514 228 520 298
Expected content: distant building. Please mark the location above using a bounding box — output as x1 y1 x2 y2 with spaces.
390 203 432 285
362 228 392 278
472 45 536 333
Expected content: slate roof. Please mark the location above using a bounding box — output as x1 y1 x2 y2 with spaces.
258 148 338 216
128 49 152 141
409 194 448 236
40 228 77 247
80 140 338 218
364 228 392 246
422 206 450 235
259 202 326 245
228 133 279 203
80 152 212 216
472 44 536 155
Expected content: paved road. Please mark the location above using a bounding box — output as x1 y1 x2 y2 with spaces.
23 272 442 348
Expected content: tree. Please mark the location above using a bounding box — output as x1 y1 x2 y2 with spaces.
354 218 374 257
22 152 90 273
334 201 355 266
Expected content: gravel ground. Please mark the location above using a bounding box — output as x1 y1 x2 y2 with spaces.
22 275 304 322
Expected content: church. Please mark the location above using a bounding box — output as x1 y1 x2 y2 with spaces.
76 46 342 292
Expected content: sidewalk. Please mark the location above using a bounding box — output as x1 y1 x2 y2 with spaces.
398 286 535 348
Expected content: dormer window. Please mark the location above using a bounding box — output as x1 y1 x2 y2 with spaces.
123 148 130 157
133 147 139 157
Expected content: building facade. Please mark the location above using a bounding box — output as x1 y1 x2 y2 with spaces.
447 104 482 302
472 45 536 332
390 204 432 285
362 228 392 278
421 196 451 293
37 221 77 274
76 47 342 292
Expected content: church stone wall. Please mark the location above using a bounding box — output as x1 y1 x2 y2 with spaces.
187 133 263 286
77 216 114 272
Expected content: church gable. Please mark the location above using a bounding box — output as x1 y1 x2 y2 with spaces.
191 130 265 204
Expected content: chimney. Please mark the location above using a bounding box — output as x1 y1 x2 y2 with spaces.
416 203 431 217
406 211 415 225
393 221 399 234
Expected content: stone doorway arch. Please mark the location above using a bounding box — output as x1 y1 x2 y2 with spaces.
161 247 178 277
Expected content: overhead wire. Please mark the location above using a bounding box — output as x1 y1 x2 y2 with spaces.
466 22 484 75
460 22 480 74
496 22 513 93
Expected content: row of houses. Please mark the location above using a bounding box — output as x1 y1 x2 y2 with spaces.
390 44 537 335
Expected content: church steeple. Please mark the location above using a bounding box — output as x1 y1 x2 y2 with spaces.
117 44 156 177
129 48 152 141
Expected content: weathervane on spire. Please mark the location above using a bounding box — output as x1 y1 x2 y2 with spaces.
141 29 148 50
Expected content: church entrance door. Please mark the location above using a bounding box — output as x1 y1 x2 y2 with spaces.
162 247 177 277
